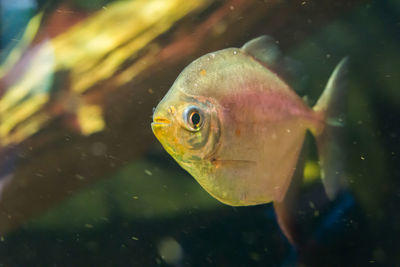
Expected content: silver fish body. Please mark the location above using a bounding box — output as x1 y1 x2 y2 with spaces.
152 36 347 207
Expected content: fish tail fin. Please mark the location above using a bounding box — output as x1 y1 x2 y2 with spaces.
312 57 349 200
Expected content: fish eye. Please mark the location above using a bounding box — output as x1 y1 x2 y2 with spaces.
183 106 203 131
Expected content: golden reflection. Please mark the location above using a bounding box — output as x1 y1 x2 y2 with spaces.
0 0 211 147
77 105 105 135
0 94 49 138
0 41 54 113
58 0 206 93
303 160 321 183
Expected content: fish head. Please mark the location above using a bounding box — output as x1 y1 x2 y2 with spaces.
151 84 254 207
151 84 221 168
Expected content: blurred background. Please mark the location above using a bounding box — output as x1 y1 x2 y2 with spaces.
0 0 399 266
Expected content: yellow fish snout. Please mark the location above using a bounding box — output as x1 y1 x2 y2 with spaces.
151 116 171 140
151 111 185 157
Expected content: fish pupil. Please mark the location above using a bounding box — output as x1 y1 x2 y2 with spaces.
191 112 201 126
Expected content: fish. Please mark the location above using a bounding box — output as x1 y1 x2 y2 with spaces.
151 35 348 243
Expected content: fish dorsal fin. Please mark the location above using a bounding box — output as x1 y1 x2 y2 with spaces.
241 35 281 67
242 36 304 92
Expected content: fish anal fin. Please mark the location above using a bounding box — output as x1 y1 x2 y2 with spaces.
272 134 311 246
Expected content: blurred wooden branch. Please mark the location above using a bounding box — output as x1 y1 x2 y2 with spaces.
0 0 364 234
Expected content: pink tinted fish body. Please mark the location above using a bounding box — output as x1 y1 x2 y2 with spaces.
152 36 347 210
173 49 320 205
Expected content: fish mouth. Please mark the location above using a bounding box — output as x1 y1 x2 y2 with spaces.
151 116 171 142
151 117 170 127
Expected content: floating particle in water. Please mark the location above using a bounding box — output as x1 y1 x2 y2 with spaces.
75 174 85 180
249 252 261 261
372 247 386 263
157 237 183 265
91 142 107 156
144 169 152 176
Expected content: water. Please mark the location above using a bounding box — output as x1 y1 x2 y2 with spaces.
0 0 399 266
